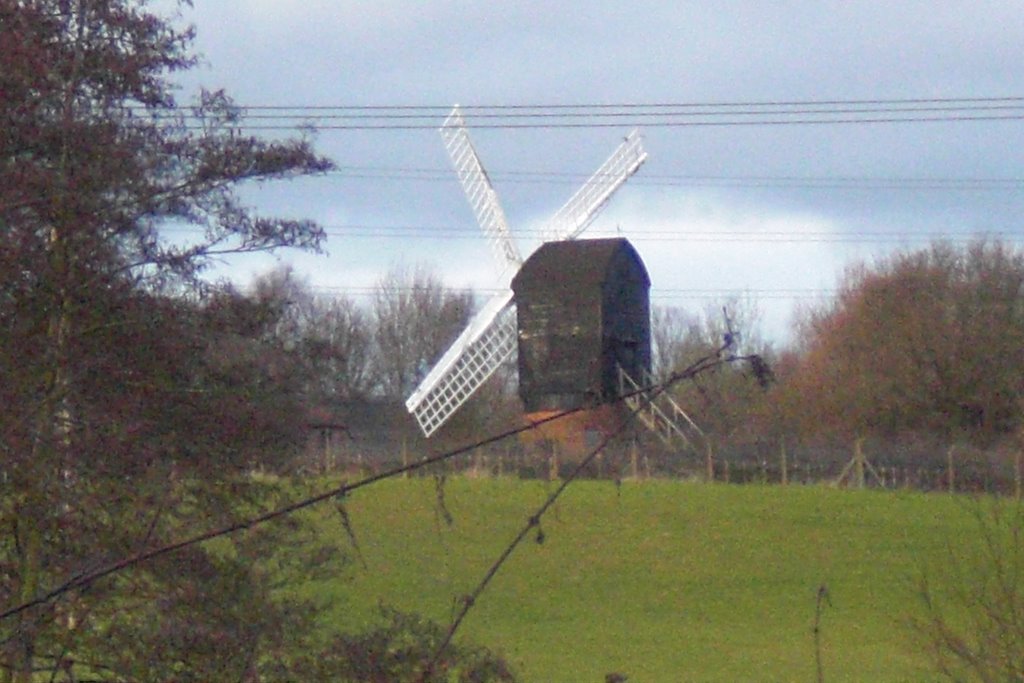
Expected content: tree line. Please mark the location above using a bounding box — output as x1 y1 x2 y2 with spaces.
253 235 1024 490
654 239 1024 488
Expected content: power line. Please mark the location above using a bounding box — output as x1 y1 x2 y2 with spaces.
302 285 832 302
171 113 1024 131
180 104 1024 122
320 167 1024 191
135 96 1024 130
159 222 1024 245
220 96 1024 111
0 357 728 625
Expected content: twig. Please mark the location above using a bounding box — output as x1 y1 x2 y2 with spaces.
417 349 734 681
814 583 832 683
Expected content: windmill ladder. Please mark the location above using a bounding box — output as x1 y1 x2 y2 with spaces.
618 366 705 451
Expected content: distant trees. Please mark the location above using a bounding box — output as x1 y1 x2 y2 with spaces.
643 240 1024 480
371 265 474 400
785 240 1024 448
252 264 478 406
252 267 375 403
651 300 776 462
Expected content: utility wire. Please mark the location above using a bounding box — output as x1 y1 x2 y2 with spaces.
169 113 1024 131
205 96 1024 111
419 347 739 680
300 285 831 301
0 365 717 623
316 167 1024 191
134 95 1024 130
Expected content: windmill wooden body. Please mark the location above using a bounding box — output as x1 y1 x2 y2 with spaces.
513 237 651 413
512 237 652 454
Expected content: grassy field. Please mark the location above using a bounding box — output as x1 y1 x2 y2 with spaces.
303 477 980 681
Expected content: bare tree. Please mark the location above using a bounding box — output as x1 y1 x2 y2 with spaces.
252 266 374 401
371 265 474 400
651 299 774 451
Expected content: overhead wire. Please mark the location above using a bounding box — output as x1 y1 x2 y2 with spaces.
139 96 1024 130
419 345 738 679
0 353 733 624
296 166 1024 191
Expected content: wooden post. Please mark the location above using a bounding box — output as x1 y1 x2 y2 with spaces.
705 439 714 482
947 444 955 494
854 437 865 489
630 440 639 480
723 460 730 484
780 437 789 486
401 439 408 478
549 444 559 481
1015 449 1022 500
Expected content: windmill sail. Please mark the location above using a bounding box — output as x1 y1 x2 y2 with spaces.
405 291 517 437
440 106 522 278
541 129 647 242
405 105 646 437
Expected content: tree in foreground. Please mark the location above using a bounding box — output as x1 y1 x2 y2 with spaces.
0 0 334 678
0 1 516 680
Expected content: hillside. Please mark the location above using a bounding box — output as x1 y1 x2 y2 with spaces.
305 477 980 681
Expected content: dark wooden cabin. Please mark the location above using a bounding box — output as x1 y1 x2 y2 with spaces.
511 237 651 415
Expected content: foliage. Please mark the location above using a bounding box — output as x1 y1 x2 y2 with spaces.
786 239 1024 446
0 0 345 679
299 607 517 682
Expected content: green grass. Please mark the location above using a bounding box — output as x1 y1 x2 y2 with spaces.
302 477 979 681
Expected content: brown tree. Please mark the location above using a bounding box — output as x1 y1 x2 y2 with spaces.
786 239 1024 447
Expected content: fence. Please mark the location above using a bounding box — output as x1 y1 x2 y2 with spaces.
300 427 1024 496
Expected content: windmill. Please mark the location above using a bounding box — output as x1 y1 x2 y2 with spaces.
405 105 648 438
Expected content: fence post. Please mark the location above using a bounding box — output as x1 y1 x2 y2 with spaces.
780 437 789 486
854 437 865 489
1016 449 1022 500
947 444 956 494
705 440 714 482
630 440 639 480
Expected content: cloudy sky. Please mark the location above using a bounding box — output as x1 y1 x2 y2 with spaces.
169 1 1024 344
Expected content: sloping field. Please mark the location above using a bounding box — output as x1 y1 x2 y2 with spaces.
308 477 978 681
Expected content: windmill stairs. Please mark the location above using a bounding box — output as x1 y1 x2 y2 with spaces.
617 366 705 452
